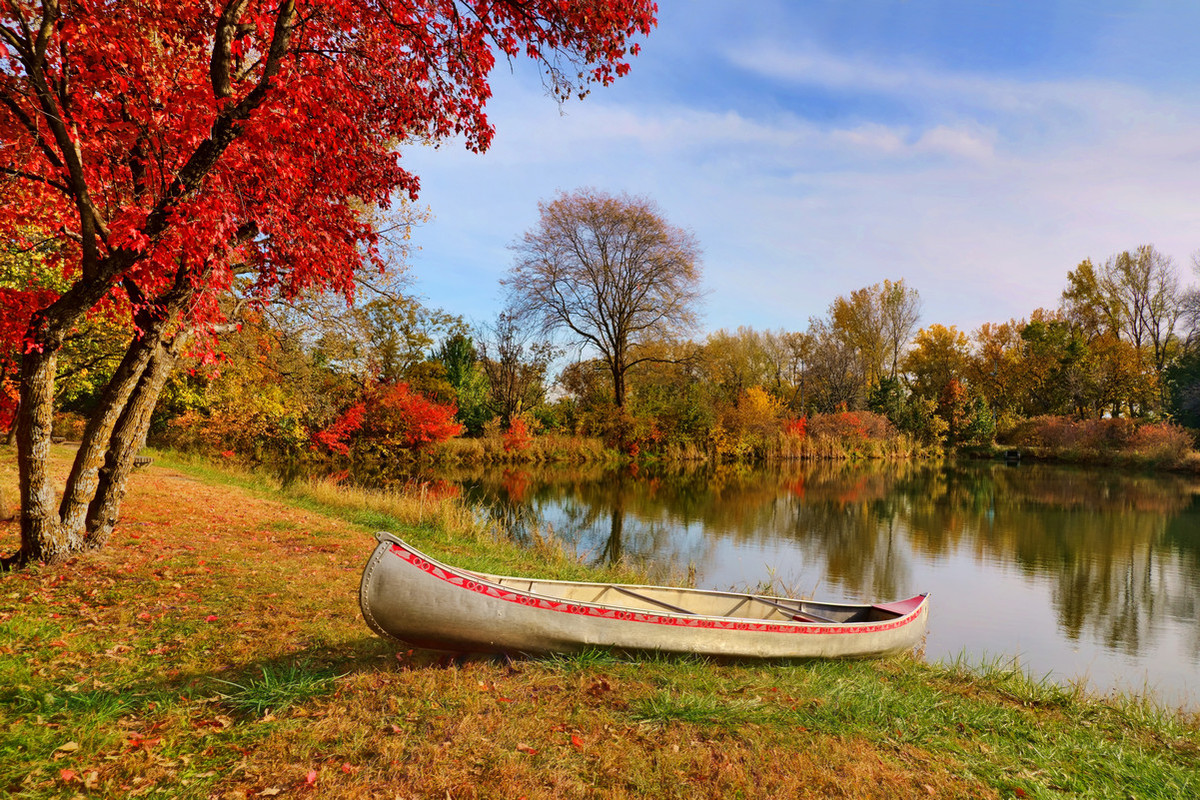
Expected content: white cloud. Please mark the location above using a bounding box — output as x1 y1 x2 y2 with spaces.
400 40 1200 337
913 126 996 161
828 124 908 155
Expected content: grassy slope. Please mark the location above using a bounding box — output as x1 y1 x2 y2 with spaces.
0 447 1197 799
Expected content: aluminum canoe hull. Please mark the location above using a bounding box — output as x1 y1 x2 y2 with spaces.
360 533 929 659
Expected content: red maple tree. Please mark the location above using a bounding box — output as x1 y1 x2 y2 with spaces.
1 0 656 566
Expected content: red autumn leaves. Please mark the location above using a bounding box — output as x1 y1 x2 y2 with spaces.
311 382 464 456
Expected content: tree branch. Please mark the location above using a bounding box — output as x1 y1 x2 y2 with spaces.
210 0 252 98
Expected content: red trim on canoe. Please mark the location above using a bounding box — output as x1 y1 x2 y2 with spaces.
387 544 926 637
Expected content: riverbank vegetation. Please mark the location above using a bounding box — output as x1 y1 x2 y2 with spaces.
12 186 1200 480
20 241 1199 472
1 448 1197 799
19 272 1195 479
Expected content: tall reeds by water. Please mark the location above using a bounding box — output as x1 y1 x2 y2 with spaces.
435 432 618 465
430 411 934 466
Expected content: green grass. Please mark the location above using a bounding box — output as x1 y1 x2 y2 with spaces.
212 661 344 717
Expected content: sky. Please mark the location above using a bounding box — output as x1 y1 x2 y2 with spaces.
394 0 1200 339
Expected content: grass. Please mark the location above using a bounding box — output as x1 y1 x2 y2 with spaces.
212 662 345 717
1 443 1198 798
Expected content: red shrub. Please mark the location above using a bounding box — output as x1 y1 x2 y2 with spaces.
1003 415 1194 462
311 402 366 456
503 418 532 453
1129 423 1194 461
359 382 464 450
783 417 808 439
808 411 894 441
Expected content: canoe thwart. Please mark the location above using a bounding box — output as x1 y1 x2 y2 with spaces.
609 584 697 615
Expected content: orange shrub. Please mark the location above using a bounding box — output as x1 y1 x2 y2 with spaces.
1002 415 1194 462
808 411 894 441
1128 423 1194 461
358 382 464 450
502 418 532 453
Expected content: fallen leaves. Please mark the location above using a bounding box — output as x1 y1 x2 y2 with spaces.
55 741 80 755
58 767 100 788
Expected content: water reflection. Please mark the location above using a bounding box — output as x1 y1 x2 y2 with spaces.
371 459 1200 702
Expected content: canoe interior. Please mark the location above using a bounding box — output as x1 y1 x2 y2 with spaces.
467 571 912 624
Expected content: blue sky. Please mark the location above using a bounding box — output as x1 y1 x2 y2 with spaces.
395 1 1200 338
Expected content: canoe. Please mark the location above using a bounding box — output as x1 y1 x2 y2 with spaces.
360 532 929 659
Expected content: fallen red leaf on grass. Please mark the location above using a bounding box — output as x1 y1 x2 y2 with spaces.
59 769 76 783
570 735 584 751
305 769 317 786
516 744 538 755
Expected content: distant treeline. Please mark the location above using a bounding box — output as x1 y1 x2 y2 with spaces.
30 245 1200 468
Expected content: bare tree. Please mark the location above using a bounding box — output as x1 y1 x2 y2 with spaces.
478 311 557 428
1101 245 1184 408
1182 252 1200 349
880 279 922 380
805 318 867 412
762 329 814 412
505 189 703 408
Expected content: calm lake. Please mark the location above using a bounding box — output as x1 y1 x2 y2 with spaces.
369 459 1200 708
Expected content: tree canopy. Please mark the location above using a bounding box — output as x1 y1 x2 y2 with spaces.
0 0 656 566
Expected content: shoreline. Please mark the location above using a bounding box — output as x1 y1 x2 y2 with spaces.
1 445 1197 798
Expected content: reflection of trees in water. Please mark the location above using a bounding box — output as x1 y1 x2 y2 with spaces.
779 497 912 601
552 467 720 578
1163 514 1200 660
898 464 1200 658
391 459 1200 658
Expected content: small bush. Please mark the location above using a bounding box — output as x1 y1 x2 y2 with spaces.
51 412 88 441
808 410 894 442
502 418 532 453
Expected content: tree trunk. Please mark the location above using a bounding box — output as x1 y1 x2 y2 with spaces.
602 505 624 564
5 294 188 569
58 325 162 537
85 334 185 549
8 347 70 567
612 363 626 408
